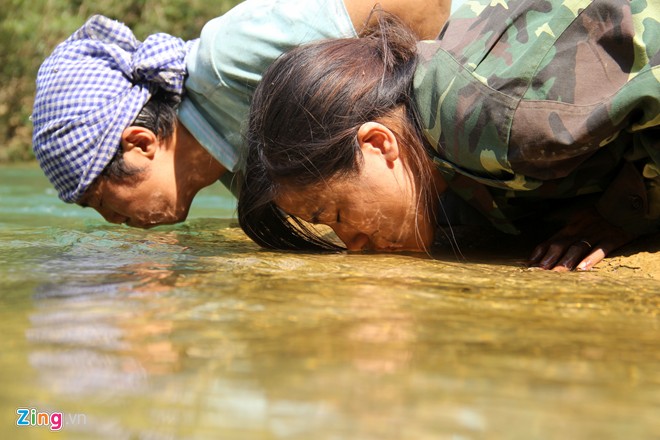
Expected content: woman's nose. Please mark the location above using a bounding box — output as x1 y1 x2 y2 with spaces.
332 225 370 251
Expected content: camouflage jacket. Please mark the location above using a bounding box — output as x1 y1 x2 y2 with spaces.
414 0 659 235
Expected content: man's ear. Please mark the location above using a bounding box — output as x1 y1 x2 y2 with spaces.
120 126 159 159
357 122 400 163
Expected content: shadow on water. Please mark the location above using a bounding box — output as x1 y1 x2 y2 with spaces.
1 165 659 439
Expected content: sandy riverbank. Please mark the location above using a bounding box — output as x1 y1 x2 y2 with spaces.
596 234 660 280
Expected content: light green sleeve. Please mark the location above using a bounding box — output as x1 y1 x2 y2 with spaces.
180 0 356 181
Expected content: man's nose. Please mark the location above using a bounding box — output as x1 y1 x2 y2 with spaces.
96 207 126 225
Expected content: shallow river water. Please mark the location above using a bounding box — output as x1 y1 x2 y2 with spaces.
1 165 659 439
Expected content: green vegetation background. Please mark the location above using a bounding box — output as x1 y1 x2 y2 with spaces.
0 0 242 162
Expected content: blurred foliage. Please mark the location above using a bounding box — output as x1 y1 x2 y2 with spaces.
0 0 241 162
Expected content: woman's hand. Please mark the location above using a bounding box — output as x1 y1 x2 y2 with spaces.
527 208 635 271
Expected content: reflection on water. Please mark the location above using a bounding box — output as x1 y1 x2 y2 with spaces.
1 165 659 439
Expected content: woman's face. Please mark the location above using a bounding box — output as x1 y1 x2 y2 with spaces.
275 137 437 252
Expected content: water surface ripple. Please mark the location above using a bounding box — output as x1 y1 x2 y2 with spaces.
1 165 658 439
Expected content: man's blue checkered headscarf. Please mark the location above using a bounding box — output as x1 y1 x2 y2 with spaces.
32 15 193 203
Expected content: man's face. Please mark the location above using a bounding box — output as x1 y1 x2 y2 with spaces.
77 124 226 228
78 163 192 229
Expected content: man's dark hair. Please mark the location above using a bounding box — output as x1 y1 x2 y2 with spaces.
103 89 181 180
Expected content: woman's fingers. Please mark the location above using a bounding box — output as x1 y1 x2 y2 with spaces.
528 227 632 271
549 240 596 272
576 247 607 271
575 234 631 271
526 208 636 271
527 243 549 266
532 237 624 271
530 239 593 271
537 241 571 269
527 242 589 271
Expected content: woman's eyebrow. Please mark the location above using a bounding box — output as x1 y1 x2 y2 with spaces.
310 207 324 224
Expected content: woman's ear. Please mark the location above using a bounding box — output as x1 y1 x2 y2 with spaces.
120 126 159 159
357 122 400 163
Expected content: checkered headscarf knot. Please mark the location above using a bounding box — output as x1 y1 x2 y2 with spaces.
31 15 194 203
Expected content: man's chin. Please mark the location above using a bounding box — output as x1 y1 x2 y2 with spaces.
128 215 188 229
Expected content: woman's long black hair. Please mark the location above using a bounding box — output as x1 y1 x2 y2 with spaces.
238 10 437 251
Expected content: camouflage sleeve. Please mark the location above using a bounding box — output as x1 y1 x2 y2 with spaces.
414 0 660 235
